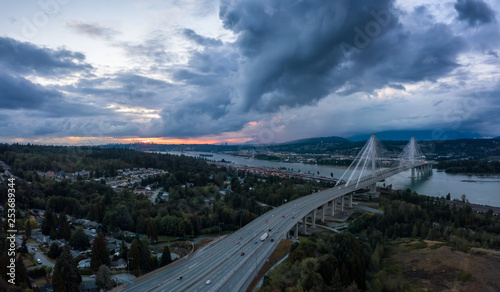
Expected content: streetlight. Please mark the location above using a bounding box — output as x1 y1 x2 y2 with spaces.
127 257 132 275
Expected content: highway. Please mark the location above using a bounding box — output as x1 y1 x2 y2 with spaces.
123 162 427 292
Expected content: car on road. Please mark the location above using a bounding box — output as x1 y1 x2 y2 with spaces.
236 241 239 244
90 275 96 278
240 252 245 256
31 247 36 251
282 215 285 218
268 228 271 232
36 259 42 264
177 276 183 280
254 241 257 244
206 280 211 285
271 239 274 242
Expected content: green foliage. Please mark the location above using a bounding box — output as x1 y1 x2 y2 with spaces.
28 267 47 279
262 232 366 291
52 248 81 292
91 231 109 272
69 228 90 251
160 245 172 267
437 159 500 174
96 265 113 291
48 242 61 259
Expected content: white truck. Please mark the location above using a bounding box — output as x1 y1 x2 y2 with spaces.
260 232 268 241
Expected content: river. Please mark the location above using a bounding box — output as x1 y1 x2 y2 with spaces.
165 151 500 207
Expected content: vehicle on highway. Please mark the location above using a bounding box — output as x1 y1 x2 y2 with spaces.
90 275 96 278
36 259 42 264
271 239 274 242
268 228 272 232
254 241 257 244
260 232 268 241
240 252 245 256
282 215 285 218
206 280 211 285
236 241 240 244
177 276 183 280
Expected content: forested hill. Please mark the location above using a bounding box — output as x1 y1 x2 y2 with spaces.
0 143 329 239
0 143 208 175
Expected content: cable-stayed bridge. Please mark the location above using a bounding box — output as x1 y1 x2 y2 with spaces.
121 135 432 292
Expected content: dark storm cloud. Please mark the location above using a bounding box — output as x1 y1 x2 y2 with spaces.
181 28 223 47
0 37 93 76
0 71 110 120
455 0 496 27
67 21 120 40
216 0 468 113
63 73 172 107
0 72 60 109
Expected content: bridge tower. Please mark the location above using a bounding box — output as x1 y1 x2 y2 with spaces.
396 136 426 178
335 134 387 197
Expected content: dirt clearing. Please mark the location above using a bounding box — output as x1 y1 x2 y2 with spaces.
384 240 500 291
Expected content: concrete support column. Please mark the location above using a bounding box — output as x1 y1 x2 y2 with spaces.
295 223 299 237
321 204 326 222
302 217 306 234
411 167 416 179
370 183 376 193
330 200 335 216
341 196 344 212
349 193 353 208
312 210 316 228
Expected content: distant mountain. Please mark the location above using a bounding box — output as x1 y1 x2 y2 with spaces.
494 136 500 140
281 136 349 145
348 130 484 141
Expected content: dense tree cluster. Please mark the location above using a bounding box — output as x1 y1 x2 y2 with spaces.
436 158 500 174
262 233 370 291
0 144 328 239
349 189 500 250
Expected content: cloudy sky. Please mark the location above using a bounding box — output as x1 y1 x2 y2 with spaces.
0 0 499 145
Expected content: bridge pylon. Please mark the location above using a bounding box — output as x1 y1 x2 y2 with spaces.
393 136 427 178
336 134 388 190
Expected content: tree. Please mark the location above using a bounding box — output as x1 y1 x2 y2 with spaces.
25 220 32 239
69 228 89 251
128 239 141 275
48 242 61 259
113 204 133 231
120 240 129 261
16 254 31 289
52 248 81 292
21 237 28 255
41 209 55 235
160 245 172 267
461 194 466 203
91 230 109 272
96 265 113 291
147 219 158 243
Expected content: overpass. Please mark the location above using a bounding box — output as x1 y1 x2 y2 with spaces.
122 135 432 292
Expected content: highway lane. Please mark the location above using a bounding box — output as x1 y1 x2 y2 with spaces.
125 162 428 292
